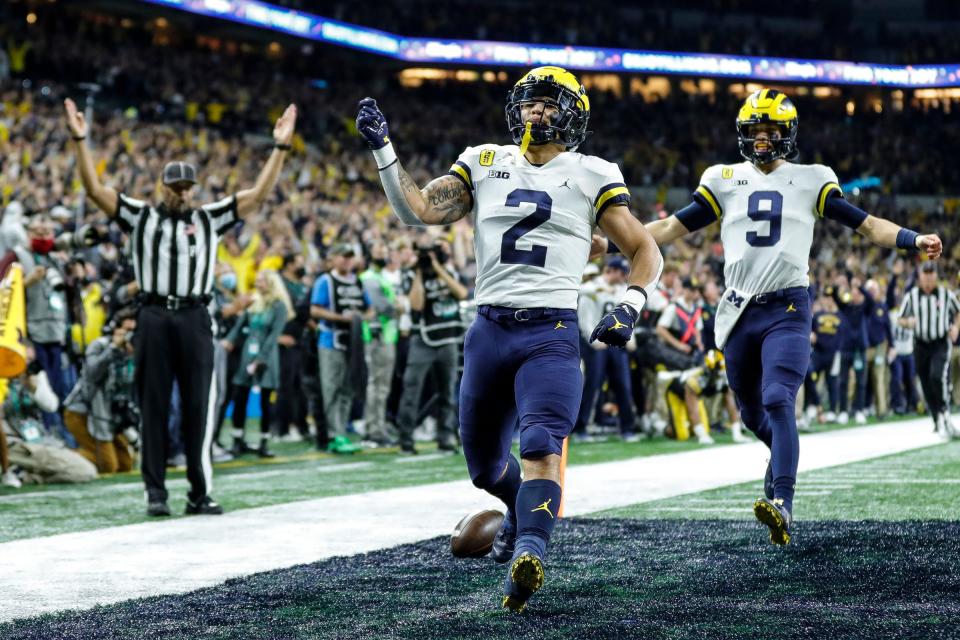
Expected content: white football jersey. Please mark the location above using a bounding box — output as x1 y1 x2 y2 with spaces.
450 144 629 309
696 161 841 296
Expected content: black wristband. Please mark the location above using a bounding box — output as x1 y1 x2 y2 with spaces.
274 143 292 151
72 136 86 141
627 285 648 298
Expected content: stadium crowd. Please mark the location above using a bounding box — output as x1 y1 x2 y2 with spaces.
0 4 959 490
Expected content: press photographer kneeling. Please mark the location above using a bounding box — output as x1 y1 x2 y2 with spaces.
63 308 138 474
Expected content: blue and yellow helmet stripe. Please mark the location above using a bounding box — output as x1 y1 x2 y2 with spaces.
736 88 800 164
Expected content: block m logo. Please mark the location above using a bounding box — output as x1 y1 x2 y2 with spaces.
727 291 745 308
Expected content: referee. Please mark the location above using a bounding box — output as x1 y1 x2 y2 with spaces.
65 98 298 515
898 261 960 439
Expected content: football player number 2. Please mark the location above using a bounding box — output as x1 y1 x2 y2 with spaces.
501 189 552 267
745 190 783 247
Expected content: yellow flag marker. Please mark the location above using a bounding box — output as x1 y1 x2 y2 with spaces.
0 264 28 378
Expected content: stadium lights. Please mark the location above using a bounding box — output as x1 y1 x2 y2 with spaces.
139 0 960 88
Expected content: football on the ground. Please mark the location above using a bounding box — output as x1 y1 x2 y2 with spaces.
450 509 504 558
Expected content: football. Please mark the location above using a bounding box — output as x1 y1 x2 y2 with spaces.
450 509 504 558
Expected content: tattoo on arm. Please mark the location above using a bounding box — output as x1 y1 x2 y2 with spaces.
422 175 471 224
398 165 420 196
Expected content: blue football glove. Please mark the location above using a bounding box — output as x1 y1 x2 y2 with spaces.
356 97 390 150
590 303 638 347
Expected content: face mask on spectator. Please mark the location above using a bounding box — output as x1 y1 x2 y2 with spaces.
31 237 55 254
219 273 237 291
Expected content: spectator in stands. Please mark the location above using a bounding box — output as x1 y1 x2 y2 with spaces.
63 307 138 474
223 270 294 458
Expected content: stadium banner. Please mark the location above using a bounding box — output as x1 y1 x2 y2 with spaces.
140 0 959 88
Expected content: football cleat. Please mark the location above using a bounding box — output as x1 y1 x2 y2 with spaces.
764 460 774 500
185 496 224 515
489 510 517 564
754 497 792 546
502 552 545 613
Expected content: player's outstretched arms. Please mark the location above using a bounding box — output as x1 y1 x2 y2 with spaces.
645 196 719 246
64 98 118 216
821 195 942 260
356 98 470 226
590 204 664 347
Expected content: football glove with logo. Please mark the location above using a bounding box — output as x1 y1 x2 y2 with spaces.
590 303 638 347
356 98 390 150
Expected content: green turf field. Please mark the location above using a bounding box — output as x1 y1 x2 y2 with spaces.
2 425 959 639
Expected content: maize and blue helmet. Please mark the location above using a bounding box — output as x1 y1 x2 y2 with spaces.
505 66 590 149
736 88 799 164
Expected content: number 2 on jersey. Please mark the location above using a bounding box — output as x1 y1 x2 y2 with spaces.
745 190 783 247
501 189 552 267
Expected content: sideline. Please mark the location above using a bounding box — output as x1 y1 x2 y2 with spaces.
0 417 947 622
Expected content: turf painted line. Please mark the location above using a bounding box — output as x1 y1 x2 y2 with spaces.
0 415 949 623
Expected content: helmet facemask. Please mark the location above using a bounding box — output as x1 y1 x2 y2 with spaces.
737 119 799 165
505 80 589 149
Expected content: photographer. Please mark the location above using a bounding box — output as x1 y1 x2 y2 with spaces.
396 238 467 455
63 308 138 474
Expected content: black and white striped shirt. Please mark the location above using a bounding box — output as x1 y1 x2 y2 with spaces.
115 193 239 298
898 285 960 343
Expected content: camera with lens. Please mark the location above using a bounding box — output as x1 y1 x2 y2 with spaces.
417 247 435 273
111 397 141 431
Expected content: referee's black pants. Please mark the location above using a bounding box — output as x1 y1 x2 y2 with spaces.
135 305 216 503
914 338 952 422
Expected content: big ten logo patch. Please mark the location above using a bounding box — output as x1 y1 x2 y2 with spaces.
479 150 496 166
488 170 510 179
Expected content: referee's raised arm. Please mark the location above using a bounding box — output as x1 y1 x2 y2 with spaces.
235 104 297 218
64 98 119 216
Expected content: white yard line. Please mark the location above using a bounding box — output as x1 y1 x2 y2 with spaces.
0 416 950 623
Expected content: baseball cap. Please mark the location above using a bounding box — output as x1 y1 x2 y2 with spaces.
920 261 937 273
329 243 355 257
162 161 198 186
605 256 630 272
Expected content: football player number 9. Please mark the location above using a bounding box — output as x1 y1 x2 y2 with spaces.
745 190 783 247
501 189 552 268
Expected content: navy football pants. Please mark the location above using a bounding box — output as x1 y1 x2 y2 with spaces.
459 308 582 489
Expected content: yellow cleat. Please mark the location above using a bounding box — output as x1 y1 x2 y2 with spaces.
754 497 792 546
502 553 545 613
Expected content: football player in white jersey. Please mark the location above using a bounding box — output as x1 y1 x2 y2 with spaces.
357 66 663 611
642 88 942 545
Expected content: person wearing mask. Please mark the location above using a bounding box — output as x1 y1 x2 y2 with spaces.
656 277 704 365
275 253 310 441
310 244 371 454
804 289 843 424
575 256 636 441
223 270 294 458
832 275 873 425
864 279 893 419
14 215 74 448
396 238 467 455
360 242 401 448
